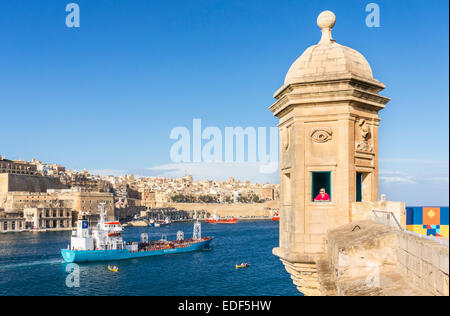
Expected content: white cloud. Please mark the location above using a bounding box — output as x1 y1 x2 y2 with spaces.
425 177 449 183
380 176 417 184
379 170 409 176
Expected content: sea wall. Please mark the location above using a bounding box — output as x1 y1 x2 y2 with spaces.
161 200 279 218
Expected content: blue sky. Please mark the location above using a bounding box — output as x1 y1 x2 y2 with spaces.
0 0 448 205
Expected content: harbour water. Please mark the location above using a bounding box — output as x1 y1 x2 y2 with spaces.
0 220 300 296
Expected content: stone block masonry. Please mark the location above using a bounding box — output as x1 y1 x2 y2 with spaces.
397 231 449 295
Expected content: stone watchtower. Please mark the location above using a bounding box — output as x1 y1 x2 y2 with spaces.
270 11 390 294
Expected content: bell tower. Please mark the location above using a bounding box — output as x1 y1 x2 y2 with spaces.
271 11 390 294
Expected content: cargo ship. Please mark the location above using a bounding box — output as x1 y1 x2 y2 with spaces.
206 214 237 224
61 204 212 263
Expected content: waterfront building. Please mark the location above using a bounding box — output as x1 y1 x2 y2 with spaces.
61 188 114 223
23 206 72 230
0 209 25 232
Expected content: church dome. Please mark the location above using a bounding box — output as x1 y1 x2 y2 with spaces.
284 11 374 85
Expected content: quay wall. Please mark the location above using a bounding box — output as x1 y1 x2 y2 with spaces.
161 200 279 218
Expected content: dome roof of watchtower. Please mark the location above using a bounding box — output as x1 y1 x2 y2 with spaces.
284 11 374 85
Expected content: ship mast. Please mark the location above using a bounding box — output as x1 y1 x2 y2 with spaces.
193 220 201 240
98 202 106 225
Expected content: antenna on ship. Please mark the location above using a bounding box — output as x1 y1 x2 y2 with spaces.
98 202 106 226
193 220 201 240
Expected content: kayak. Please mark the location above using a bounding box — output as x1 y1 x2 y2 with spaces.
236 263 250 269
108 266 119 272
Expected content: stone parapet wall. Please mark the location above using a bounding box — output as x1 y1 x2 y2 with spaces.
352 201 406 228
274 216 449 296
321 220 448 296
397 231 449 296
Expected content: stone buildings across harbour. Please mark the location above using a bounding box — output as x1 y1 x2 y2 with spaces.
0 156 280 232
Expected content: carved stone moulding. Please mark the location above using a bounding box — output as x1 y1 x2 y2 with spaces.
356 141 373 152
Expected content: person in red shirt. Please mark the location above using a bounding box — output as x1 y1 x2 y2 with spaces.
314 188 331 201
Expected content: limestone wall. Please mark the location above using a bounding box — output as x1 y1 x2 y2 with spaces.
160 200 279 218
351 201 406 228
0 173 65 197
320 220 449 296
397 232 449 296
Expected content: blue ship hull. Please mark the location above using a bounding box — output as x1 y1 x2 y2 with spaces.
61 238 213 263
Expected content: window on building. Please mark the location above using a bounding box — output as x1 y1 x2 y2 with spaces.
3 221 7 230
356 172 363 202
356 172 371 202
312 172 331 202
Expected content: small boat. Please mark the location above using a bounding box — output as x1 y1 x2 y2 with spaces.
272 211 280 221
206 215 237 224
108 265 119 273
236 262 250 269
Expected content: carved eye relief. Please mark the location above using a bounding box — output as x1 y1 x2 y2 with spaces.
311 129 332 143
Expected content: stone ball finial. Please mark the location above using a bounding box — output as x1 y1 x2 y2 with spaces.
317 11 336 44
317 10 336 30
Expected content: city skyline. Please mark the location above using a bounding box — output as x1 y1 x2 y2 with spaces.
1 0 448 205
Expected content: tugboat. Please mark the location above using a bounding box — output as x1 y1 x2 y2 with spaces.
61 204 213 263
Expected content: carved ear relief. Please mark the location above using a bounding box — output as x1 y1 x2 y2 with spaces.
311 128 332 143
